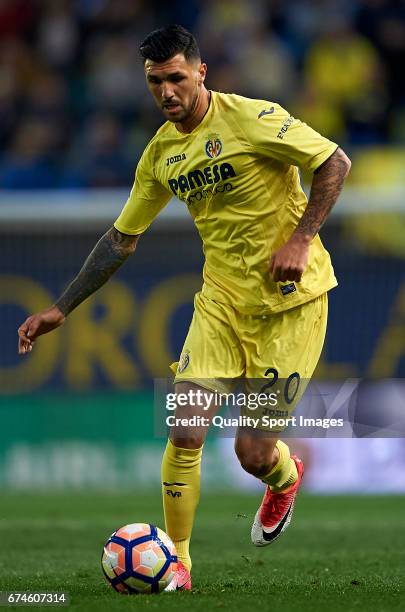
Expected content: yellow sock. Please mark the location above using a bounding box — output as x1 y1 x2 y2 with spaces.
261 440 298 492
161 439 202 571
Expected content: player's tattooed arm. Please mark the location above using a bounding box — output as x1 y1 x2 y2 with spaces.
18 227 139 354
56 227 139 316
269 147 350 283
294 147 351 240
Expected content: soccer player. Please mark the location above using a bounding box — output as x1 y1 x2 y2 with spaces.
18 25 351 591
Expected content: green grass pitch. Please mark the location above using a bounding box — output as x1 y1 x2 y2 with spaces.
0 492 404 611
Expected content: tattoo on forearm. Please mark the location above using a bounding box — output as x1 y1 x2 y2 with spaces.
55 227 138 316
296 148 350 238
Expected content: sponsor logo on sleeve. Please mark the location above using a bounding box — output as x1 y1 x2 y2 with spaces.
277 116 294 139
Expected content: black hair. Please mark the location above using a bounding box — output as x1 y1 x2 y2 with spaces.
139 24 201 64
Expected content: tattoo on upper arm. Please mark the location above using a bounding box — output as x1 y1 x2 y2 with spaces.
295 148 350 238
55 227 138 316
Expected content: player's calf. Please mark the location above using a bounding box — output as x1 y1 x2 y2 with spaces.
234 431 279 477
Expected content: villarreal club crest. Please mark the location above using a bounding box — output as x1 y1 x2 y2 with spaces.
205 134 222 159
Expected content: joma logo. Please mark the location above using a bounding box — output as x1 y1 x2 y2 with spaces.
166 153 186 166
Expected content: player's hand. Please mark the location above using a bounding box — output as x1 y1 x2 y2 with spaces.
269 234 310 283
18 305 65 355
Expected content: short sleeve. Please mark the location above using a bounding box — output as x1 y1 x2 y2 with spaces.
114 154 172 235
247 103 338 172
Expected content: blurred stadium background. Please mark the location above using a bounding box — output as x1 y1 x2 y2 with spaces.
1 0 404 495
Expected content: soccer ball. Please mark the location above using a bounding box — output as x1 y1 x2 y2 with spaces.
101 523 177 594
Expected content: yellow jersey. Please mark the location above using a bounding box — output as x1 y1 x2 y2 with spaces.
114 91 338 314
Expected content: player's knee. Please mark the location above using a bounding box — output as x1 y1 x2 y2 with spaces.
170 435 205 449
235 447 272 477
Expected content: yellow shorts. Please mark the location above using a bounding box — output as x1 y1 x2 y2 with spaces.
171 292 328 431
